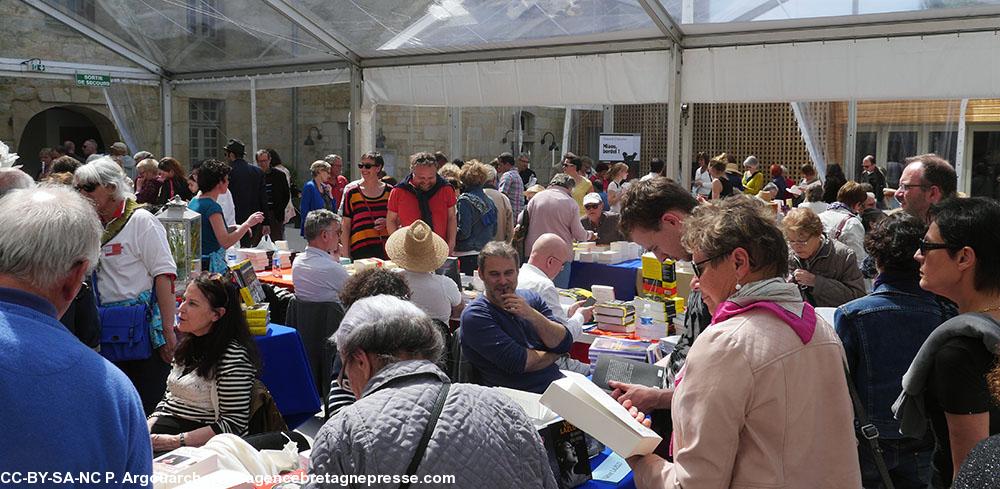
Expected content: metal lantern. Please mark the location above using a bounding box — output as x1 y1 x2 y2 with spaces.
155 196 202 289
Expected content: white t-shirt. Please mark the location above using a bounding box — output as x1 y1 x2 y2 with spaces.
292 246 349 303
218 190 236 227
607 180 624 213
693 167 713 196
96 207 177 303
398 270 462 324
517 263 583 340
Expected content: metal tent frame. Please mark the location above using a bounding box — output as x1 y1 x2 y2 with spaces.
6 0 1000 187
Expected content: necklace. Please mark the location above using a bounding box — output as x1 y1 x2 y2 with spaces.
977 305 1000 314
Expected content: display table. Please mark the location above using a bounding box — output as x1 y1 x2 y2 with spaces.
569 259 642 300
253 324 322 428
257 267 294 290
580 447 636 489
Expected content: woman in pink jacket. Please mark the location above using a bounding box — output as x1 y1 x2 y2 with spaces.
626 195 861 489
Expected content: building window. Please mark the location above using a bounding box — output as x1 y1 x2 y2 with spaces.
52 0 96 22
189 99 223 166
187 0 222 43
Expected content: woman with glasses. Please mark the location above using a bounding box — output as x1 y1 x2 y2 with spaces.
835 213 956 488
340 152 390 260
73 157 179 414
188 160 265 273
627 196 860 488
300 160 332 237
894 197 1000 488
782 207 866 307
147 273 260 453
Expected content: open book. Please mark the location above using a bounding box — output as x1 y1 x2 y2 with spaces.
592 356 668 392
540 371 662 458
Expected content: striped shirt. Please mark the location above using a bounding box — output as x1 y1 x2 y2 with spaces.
498 168 525 217
152 341 255 435
342 184 390 260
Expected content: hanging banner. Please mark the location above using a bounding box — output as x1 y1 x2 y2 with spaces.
599 133 641 162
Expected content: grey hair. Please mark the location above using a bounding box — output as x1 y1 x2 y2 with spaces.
0 185 101 289
762 182 779 194
303 208 340 241
549 173 576 190
483 163 498 184
477 240 519 271
310 160 331 176
74 156 133 200
805 182 824 202
323 154 342 164
0 168 35 198
335 295 444 367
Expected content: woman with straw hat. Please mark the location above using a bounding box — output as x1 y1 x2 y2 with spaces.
386 220 464 324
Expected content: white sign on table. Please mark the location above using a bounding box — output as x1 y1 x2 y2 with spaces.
599 133 641 162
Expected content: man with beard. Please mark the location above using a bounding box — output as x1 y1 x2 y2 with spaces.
460 241 572 394
386 151 458 254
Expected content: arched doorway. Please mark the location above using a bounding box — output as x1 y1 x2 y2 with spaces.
16 106 119 178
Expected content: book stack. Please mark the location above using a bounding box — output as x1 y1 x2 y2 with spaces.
641 253 678 299
588 336 660 368
634 297 676 339
235 248 269 271
353 257 384 272
594 300 635 333
243 303 269 336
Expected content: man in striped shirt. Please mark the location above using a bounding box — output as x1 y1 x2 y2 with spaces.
497 152 525 218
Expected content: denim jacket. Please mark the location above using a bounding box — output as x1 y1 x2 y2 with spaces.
455 186 497 253
834 273 956 438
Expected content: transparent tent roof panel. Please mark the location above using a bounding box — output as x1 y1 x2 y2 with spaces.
42 0 339 73
661 0 1000 25
269 0 658 57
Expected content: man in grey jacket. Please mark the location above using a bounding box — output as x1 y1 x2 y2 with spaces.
308 295 557 489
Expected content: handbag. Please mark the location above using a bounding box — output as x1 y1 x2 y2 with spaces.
93 273 153 363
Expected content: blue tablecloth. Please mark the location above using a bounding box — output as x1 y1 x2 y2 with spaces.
580 447 636 489
569 259 642 300
253 324 323 428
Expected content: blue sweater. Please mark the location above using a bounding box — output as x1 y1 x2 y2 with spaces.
0 287 152 488
460 290 573 394
299 180 328 236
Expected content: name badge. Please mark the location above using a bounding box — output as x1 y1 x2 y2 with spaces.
102 243 123 257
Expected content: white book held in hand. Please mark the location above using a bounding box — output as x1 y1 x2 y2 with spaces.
540 371 662 457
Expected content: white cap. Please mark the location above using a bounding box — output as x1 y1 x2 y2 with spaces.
583 192 603 206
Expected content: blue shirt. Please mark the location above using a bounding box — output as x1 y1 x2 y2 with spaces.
0 287 152 487
189 197 223 255
460 290 573 394
299 180 328 237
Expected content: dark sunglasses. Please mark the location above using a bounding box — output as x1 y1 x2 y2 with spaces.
358 163 377 169
584 203 601 210
919 238 961 254
692 251 731 278
414 156 434 164
75 182 98 193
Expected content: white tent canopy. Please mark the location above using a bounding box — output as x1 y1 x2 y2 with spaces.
6 0 1000 185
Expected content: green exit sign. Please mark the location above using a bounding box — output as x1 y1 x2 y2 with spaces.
75 73 111 87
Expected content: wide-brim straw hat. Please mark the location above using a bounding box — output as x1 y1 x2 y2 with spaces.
385 219 449 273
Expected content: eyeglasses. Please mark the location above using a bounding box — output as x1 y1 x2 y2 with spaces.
562 162 573 167
75 182 98 193
919 238 961 254
899 182 931 191
414 156 434 164
692 251 730 278
787 236 814 246
358 163 377 169
584 203 601 210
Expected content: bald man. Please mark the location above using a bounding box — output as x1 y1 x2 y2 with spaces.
517 233 593 340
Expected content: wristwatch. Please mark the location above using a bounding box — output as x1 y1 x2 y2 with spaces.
179 432 186 447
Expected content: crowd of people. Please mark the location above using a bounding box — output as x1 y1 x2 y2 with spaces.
2 135 1000 489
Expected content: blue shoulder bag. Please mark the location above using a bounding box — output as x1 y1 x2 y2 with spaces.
93 272 153 363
